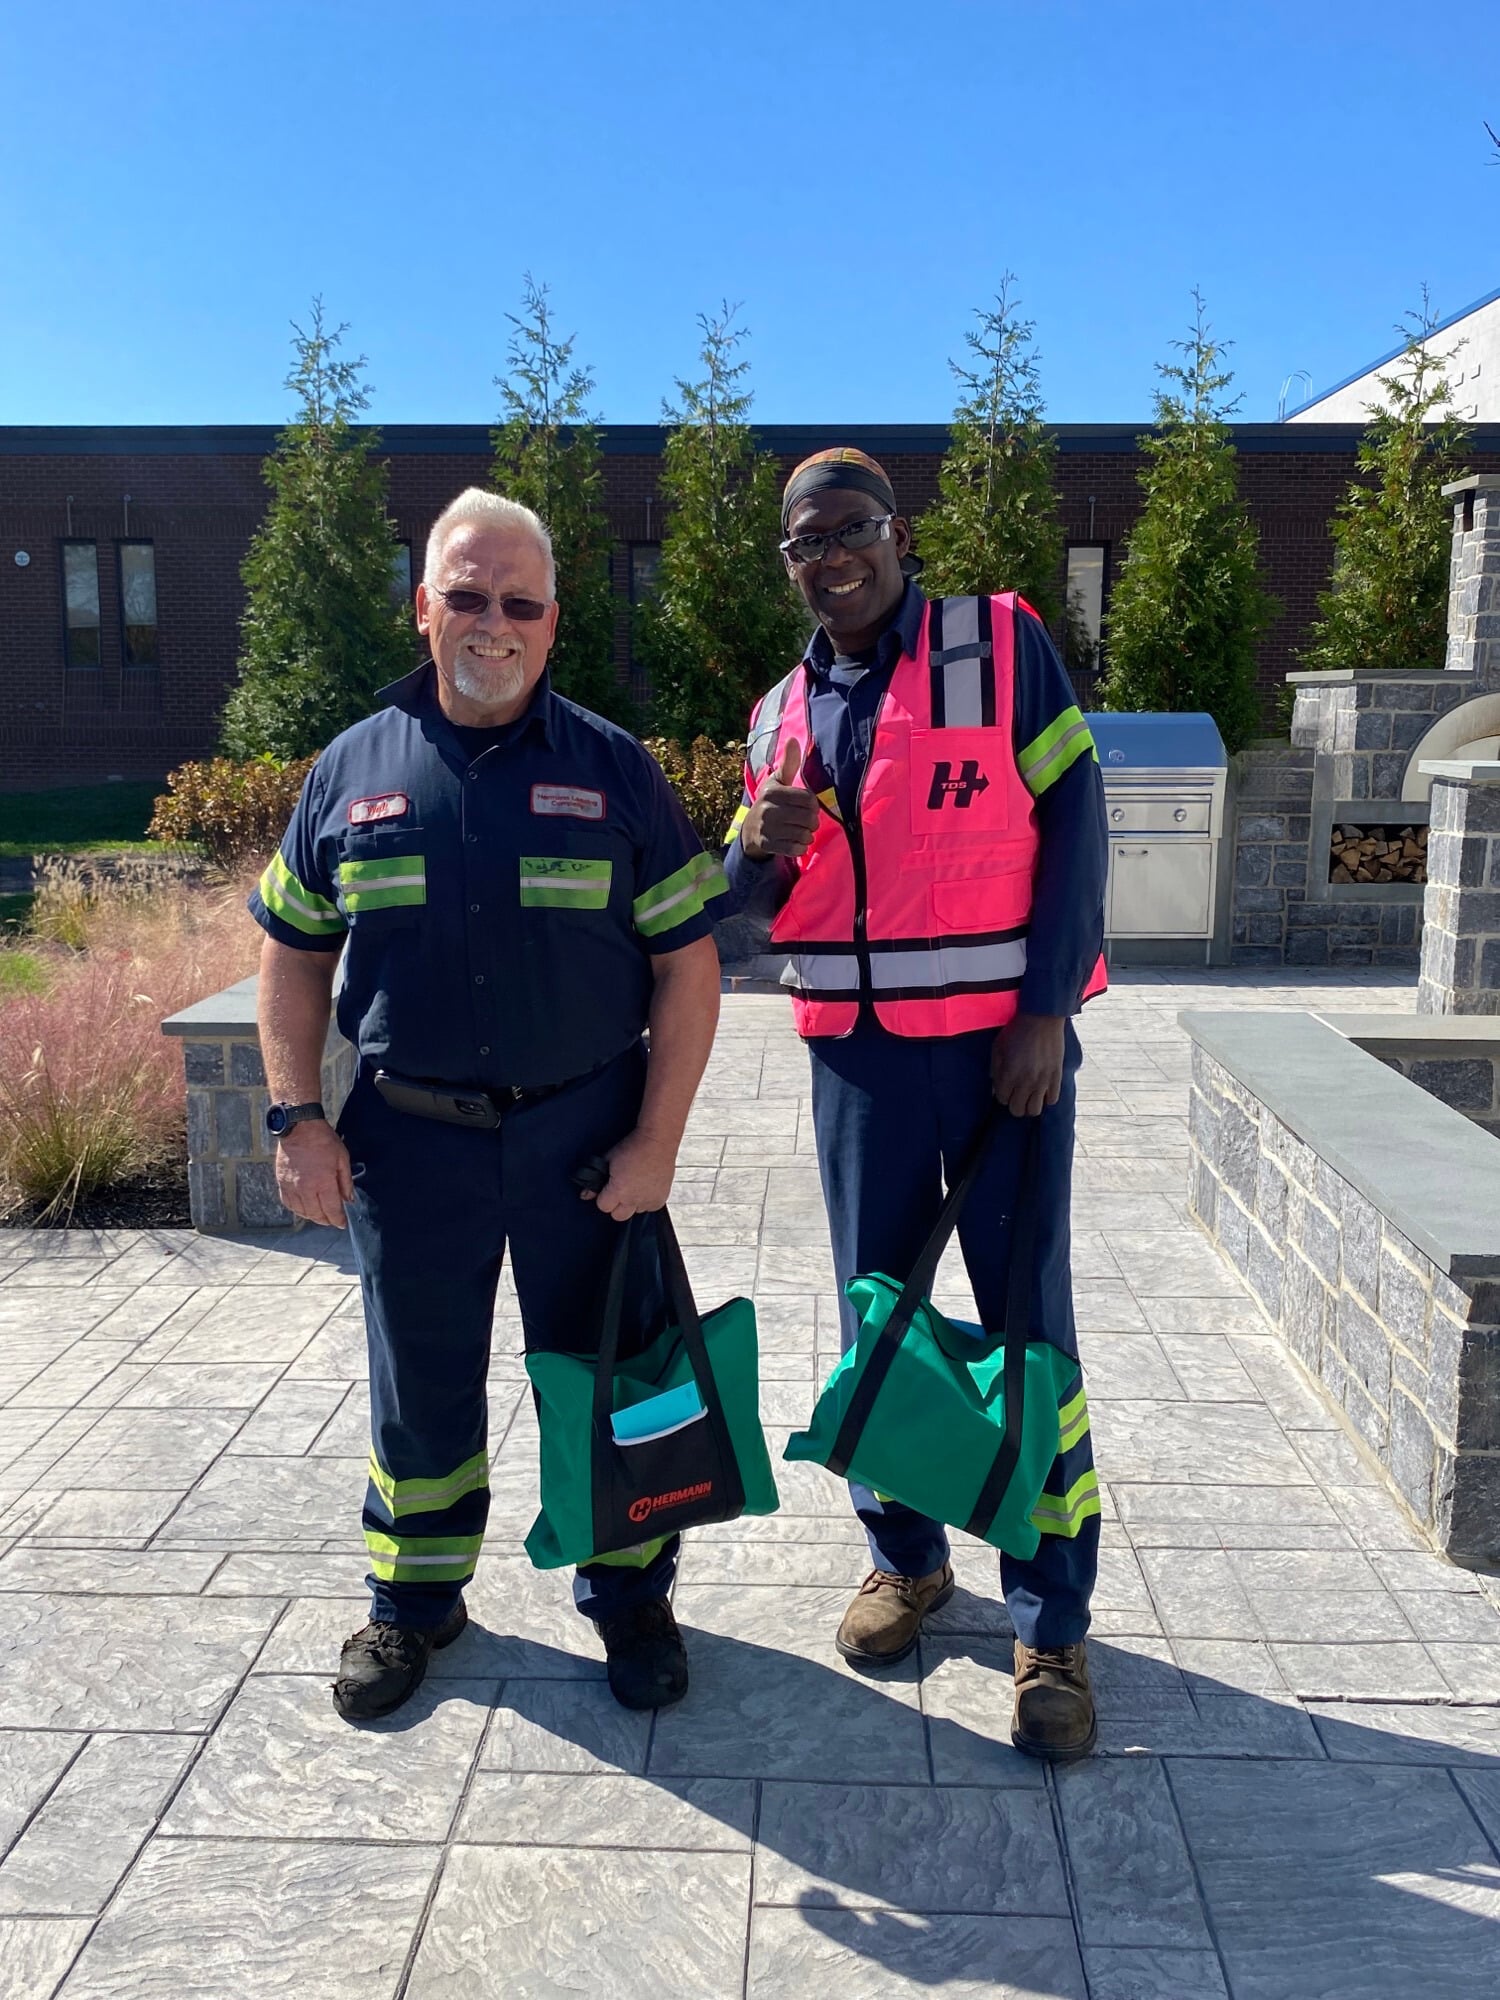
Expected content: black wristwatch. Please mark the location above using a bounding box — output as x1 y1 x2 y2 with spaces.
265 1101 327 1139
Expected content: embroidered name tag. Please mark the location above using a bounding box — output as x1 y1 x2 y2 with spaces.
530 784 605 821
348 793 410 825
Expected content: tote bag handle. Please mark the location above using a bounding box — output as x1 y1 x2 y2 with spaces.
589 1208 745 1554
825 1105 1042 1546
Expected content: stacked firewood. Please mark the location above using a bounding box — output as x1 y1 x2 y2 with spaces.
1329 823 1428 885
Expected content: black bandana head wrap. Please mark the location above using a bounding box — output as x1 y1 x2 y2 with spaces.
780 447 898 532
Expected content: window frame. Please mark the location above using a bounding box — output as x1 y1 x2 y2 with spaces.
59 538 103 670
1062 541 1109 681
115 538 160 669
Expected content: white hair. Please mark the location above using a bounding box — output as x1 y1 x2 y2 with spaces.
424 488 556 596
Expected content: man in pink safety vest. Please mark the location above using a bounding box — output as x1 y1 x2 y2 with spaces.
723 448 1109 1760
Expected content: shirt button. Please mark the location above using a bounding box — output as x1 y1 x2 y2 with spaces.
467 834 478 844
474 974 485 985
470 904 480 914
479 1044 490 1055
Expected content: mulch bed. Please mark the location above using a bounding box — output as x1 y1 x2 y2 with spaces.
1 1157 191 1231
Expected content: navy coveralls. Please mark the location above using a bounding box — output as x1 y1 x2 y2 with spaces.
250 665 725 1629
725 586 1109 1648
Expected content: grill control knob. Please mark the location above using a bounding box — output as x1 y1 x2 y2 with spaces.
1174 808 1188 823
1111 808 1124 823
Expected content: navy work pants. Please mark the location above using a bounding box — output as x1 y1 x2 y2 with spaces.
808 1016 1100 1650
339 1041 677 1631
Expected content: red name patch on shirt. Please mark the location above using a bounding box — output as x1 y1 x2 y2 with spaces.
348 793 410 825
530 784 605 821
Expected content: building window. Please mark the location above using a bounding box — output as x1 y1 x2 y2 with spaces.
390 542 413 603
1063 544 1106 680
61 540 101 668
630 544 662 601
117 541 159 667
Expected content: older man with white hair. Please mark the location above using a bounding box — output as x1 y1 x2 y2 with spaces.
250 488 726 1720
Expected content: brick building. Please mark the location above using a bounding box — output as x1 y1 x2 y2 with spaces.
3 421 1498 791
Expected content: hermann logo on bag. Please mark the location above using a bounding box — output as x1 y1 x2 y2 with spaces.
628 1481 713 1525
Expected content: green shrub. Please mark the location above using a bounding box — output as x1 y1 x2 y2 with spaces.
149 756 315 870
644 737 743 849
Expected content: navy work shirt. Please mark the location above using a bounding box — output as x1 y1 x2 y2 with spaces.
723 583 1108 1018
249 665 727 1091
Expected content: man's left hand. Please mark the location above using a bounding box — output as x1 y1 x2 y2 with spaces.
990 1014 1067 1118
581 1128 678 1222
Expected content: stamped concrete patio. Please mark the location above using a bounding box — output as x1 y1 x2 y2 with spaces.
2 971 1499 2000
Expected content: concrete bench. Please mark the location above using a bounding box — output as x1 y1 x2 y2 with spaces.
1182 1008 1500 1565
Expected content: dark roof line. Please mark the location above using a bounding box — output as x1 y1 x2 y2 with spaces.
6 421 1500 460
1290 283 1500 416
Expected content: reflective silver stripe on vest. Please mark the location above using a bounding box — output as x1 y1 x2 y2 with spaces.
869 933 1027 995
784 950 861 994
747 669 798 782
928 596 992 728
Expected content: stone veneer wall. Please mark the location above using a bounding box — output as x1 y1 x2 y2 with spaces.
1417 771 1500 1014
1376 1051 1500 1137
1187 1037 1500 1563
1228 671 1473 968
175 1015 354 1230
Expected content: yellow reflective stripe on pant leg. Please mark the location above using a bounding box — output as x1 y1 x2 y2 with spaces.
367 1448 489 1520
1030 1470 1102 1537
1057 1385 1090 1455
364 1531 485 1583
580 1536 671 1570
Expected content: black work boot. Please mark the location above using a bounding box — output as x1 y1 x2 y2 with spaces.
332 1598 468 1721
598 1597 689 1710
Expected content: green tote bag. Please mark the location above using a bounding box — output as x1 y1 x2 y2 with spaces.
784 1109 1075 1560
525 1206 779 1571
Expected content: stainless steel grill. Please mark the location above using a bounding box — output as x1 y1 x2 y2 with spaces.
1084 712 1228 944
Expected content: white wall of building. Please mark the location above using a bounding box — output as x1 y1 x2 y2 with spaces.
1288 291 1500 424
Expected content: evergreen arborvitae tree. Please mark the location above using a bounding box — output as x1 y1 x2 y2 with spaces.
1098 293 1274 753
221 302 413 760
1299 300 1469 675
492 275 629 722
635 305 806 744
915 275 1064 620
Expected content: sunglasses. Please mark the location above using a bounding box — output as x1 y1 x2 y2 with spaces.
429 586 551 621
779 514 894 566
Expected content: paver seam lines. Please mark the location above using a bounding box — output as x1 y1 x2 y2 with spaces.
739 1780 761 2000
392 1673 506 2000
304 1379 362 1456
1158 1757 1239 2000
27 1590 295 1999
1042 1759 1095 1998
0 1731 90 1872
1446 1765 1500 1869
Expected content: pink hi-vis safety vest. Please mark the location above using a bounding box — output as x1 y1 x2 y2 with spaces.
746 594 1108 1040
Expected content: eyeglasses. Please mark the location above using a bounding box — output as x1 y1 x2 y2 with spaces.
779 514 894 566
428 586 551 621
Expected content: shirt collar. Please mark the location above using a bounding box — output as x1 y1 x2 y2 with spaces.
378 662 557 749
803 581 927 679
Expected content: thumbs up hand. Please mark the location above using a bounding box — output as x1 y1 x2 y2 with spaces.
740 738 821 861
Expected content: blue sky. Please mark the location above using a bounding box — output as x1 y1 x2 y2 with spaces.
2 0 1495 427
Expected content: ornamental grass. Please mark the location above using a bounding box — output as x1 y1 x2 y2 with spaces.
0 870 260 1222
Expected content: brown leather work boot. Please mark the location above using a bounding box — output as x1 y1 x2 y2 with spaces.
1011 1639 1096 1761
835 1563 955 1667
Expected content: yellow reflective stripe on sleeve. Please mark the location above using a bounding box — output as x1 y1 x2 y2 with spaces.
725 802 750 844
259 851 345 936
367 1448 489 1520
363 1531 485 1582
633 851 728 937
1018 707 1096 797
1030 1470 1102 1537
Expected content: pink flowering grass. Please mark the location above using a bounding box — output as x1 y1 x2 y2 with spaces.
0 874 261 1220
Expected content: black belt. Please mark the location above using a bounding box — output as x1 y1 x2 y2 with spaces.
373 1068 571 1130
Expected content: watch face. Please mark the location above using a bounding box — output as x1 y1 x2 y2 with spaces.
266 1106 289 1134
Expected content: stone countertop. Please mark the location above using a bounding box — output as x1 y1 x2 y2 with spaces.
1180 1008 1500 1278
161 975 260 1037
1316 1012 1500 1053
